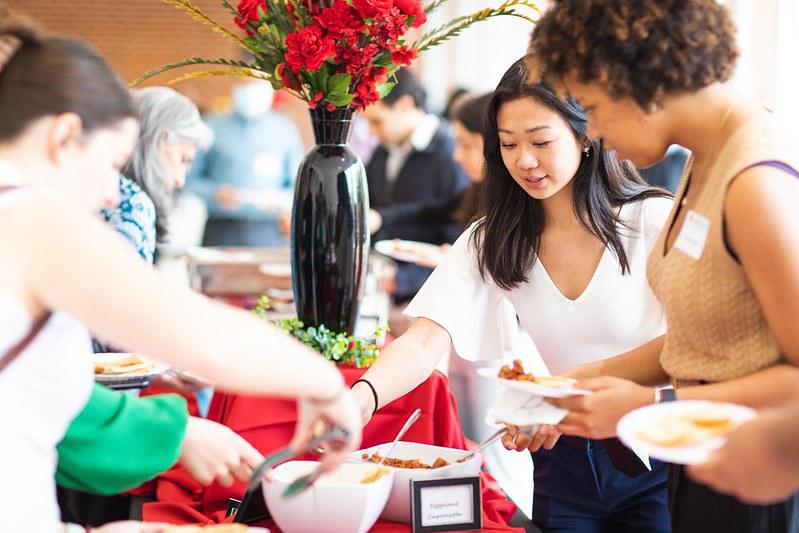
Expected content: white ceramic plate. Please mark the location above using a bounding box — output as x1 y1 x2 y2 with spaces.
476 367 591 398
617 400 757 465
93 353 170 383
374 239 444 266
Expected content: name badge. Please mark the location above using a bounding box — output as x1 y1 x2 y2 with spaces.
411 476 482 532
674 210 711 261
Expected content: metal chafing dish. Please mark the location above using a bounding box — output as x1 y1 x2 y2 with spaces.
186 246 293 297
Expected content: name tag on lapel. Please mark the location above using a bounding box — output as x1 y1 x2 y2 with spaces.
674 210 711 260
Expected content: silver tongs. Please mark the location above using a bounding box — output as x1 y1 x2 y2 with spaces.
234 426 350 522
285 408 423 499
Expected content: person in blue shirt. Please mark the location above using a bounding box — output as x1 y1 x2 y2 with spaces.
638 144 690 194
187 81 305 247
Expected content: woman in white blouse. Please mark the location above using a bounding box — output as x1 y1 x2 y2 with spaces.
352 58 674 531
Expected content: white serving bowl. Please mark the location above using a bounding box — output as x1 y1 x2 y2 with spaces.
348 441 482 523
262 461 394 533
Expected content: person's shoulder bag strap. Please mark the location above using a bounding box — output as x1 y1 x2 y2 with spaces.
0 184 52 373
0 313 51 373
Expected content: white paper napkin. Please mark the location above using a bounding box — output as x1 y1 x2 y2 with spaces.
486 388 652 470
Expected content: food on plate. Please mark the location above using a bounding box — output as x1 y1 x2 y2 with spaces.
682 406 736 431
162 524 248 532
498 359 575 388
360 466 392 484
636 406 736 447
93 353 152 375
361 452 450 469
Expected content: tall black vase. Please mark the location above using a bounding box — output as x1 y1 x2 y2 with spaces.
290 107 369 335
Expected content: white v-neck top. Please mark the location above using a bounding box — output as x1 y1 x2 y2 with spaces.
405 196 673 374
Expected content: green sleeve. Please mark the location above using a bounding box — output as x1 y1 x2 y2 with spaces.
56 383 189 495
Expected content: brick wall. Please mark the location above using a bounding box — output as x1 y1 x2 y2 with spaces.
3 0 319 145
4 0 246 111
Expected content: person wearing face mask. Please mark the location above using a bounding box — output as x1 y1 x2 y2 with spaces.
187 80 304 247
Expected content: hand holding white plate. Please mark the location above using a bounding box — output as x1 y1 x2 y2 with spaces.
616 400 757 465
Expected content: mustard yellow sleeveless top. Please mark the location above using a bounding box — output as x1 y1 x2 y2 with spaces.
647 116 798 381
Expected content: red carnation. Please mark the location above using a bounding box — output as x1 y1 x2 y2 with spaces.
352 0 394 18
391 45 416 65
394 0 426 27
276 63 301 90
353 81 380 110
353 66 388 110
338 43 379 76
285 25 337 73
316 1 365 39
369 8 409 41
308 91 325 109
235 0 267 30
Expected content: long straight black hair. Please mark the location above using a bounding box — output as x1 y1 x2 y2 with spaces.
472 57 671 290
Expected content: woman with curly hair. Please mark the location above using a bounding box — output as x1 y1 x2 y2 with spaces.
352 57 675 532
529 1 799 531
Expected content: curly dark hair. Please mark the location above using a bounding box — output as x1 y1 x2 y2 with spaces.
529 0 739 111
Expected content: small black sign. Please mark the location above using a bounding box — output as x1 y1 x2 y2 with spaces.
410 476 482 533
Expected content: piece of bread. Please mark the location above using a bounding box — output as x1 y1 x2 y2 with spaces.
682 407 734 430
93 353 151 374
636 415 702 447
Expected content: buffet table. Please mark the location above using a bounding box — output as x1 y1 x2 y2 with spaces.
142 367 522 532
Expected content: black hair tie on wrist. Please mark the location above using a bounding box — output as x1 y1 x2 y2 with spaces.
352 378 379 415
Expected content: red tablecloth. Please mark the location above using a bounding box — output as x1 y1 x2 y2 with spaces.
143 368 521 532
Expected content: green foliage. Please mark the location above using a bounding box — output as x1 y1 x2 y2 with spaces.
253 295 386 368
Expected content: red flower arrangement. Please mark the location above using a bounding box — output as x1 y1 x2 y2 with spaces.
135 0 541 111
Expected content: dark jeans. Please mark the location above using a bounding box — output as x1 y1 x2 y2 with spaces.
532 436 670 532
57 487 132 527
669 464 799 533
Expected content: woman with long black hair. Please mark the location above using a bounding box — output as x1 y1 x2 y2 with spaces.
351 57 674 531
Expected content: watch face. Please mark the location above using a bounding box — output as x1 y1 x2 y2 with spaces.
658 388 676 402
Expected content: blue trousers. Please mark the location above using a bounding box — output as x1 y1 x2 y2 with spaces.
531 436 670 532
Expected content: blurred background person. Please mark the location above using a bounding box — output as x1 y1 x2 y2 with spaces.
442 85 470 122
102 86 213 263
638 144 690 194
370 93 491 250
363 68 469 303
187 79 304 247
